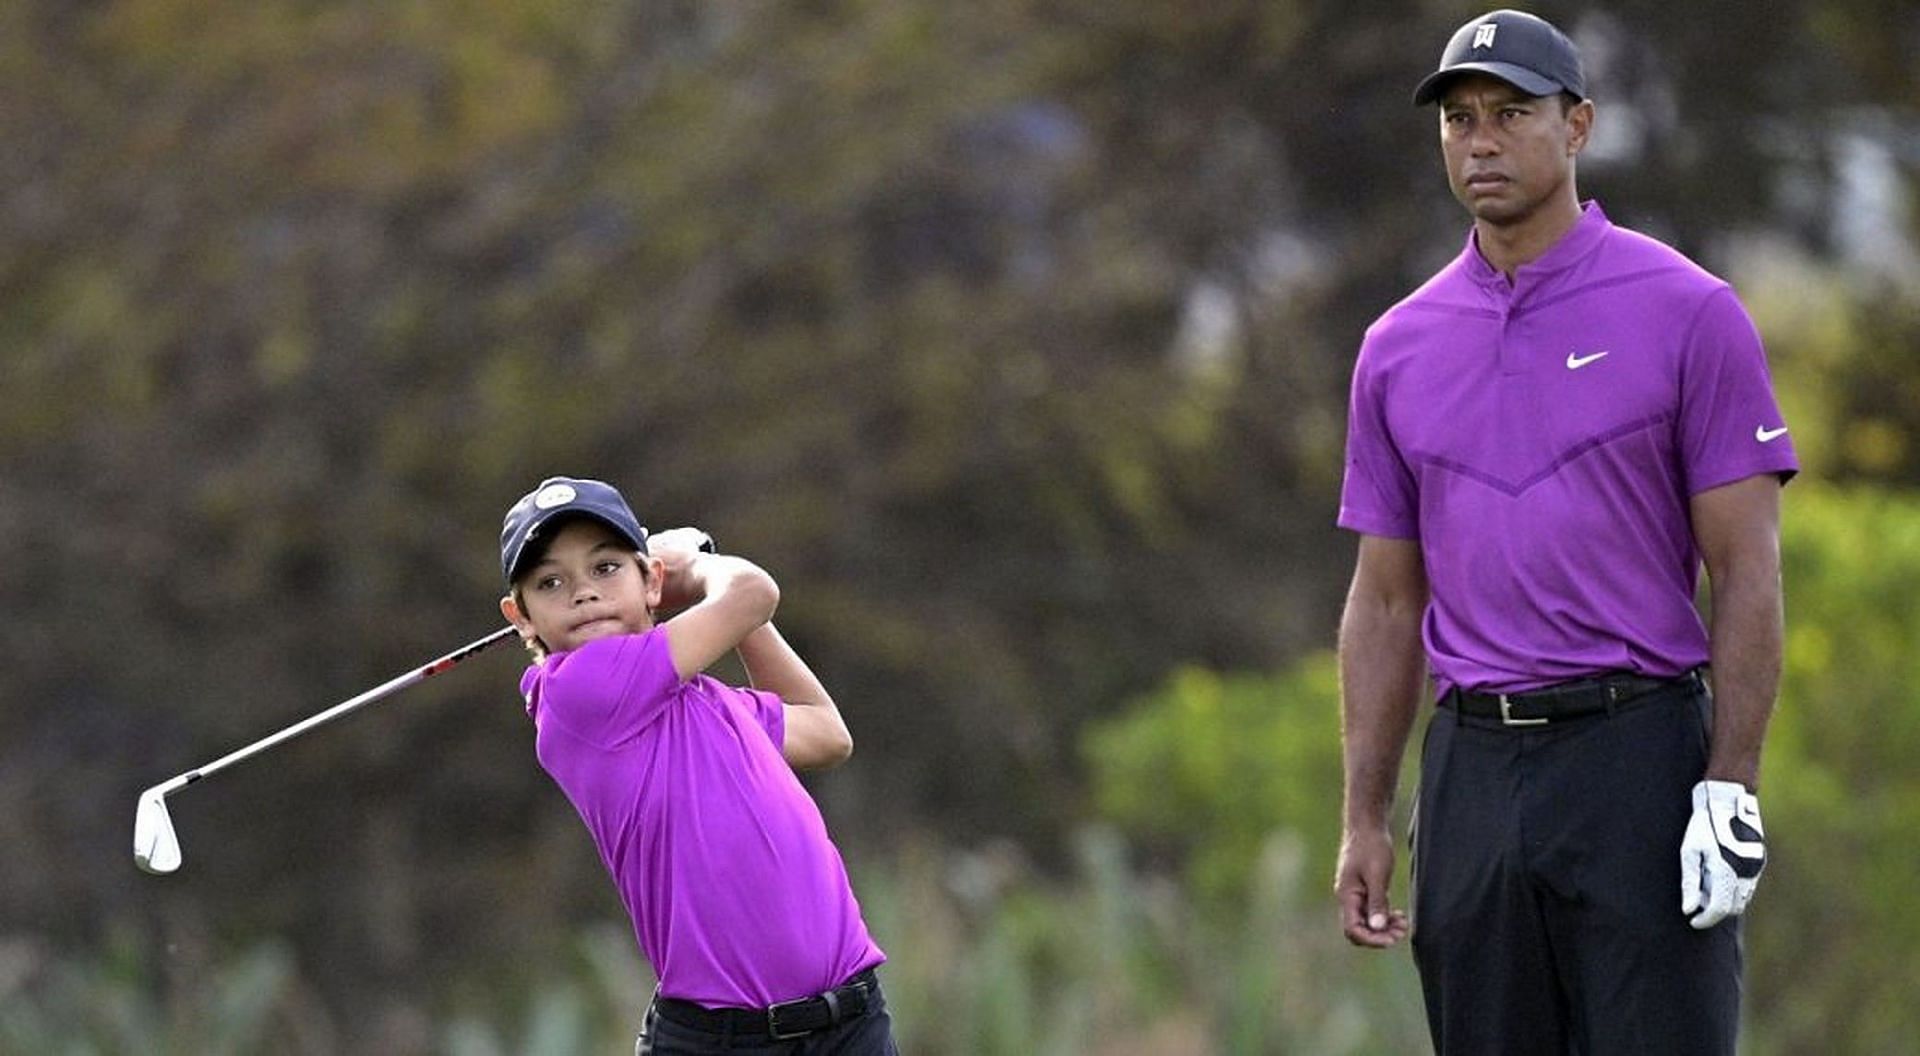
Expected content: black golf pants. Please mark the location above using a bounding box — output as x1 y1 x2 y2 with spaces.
1410 682 1743 1055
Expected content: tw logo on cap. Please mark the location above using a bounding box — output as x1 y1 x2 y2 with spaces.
534 483 578 509
1473 23 1498 49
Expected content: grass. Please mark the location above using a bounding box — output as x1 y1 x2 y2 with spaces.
6 827 1428 1055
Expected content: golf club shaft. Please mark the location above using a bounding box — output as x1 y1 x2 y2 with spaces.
164 625 518 792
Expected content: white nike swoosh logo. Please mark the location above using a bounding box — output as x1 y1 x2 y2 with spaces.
1755 425 1790 442
1566 351 1609 369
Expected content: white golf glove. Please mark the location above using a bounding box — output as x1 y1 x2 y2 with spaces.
1680 779 1766 929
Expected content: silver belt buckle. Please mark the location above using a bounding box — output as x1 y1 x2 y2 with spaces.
1499 693 1548 727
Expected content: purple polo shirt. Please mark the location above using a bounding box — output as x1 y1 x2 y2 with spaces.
1339 202 1797 694
520 628 884 1008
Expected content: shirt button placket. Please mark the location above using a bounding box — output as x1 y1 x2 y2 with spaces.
1497 304 1523 376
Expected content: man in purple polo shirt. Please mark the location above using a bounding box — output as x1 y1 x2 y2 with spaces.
1333 11 1794 1055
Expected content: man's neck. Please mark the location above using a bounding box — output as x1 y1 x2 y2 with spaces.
1475 193 1584 280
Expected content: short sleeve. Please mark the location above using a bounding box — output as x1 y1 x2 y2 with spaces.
532 631 679 746
1338 344 1420 538
743 687 786 749
1677 288 1800 495
686 675 787 751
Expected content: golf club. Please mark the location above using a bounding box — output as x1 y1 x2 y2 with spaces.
134 625 519 874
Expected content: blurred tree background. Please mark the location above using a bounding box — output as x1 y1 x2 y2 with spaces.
2 0 1916 1052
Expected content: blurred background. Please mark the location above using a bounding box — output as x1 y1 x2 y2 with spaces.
3 0 1917 1052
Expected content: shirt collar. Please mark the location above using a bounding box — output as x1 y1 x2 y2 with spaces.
1463 200 1611 291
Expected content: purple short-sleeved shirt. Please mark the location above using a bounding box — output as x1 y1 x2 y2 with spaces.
520 628 884 1008
1339 202 1798 695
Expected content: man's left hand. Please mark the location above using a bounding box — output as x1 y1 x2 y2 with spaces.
1680 779 1766 929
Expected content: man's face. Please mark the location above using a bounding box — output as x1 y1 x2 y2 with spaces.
1439 75 1591 227
508 518 661 654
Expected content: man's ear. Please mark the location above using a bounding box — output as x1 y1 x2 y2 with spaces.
1567 98 1595 155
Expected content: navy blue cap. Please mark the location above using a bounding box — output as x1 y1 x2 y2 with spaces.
1413 9 1586 106
500 476 648 584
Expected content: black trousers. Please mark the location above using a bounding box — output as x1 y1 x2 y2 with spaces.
1410 680 1743 1055
636 978 900 1056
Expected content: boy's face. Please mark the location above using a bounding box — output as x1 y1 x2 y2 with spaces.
501 518 662 655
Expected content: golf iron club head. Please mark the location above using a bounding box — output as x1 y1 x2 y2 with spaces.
134 785 183 875
130 625 521 877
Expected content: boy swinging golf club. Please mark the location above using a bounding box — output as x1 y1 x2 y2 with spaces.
136 473 895 1051
496 476 896 1054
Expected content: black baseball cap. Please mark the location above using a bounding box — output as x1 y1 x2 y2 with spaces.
500 476 648 584
1412 9 1586 106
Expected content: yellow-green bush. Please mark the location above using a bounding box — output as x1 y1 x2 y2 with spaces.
1747 482 1920 1055
1084 655 1370 910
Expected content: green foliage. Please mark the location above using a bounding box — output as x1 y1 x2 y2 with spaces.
0 930 297 1056
3 841 1428 1056
1083 657 1388 909
1744 482 1920 1056
853 827 1429 1055
0 923 653 1056
1741 264 1920 488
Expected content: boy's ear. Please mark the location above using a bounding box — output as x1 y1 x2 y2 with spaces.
500 594 548 657
642 555 666 609
501 594 530 632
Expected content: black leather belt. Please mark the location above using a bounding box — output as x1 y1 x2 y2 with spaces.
653 969 879 1040
1441 669 1702 727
